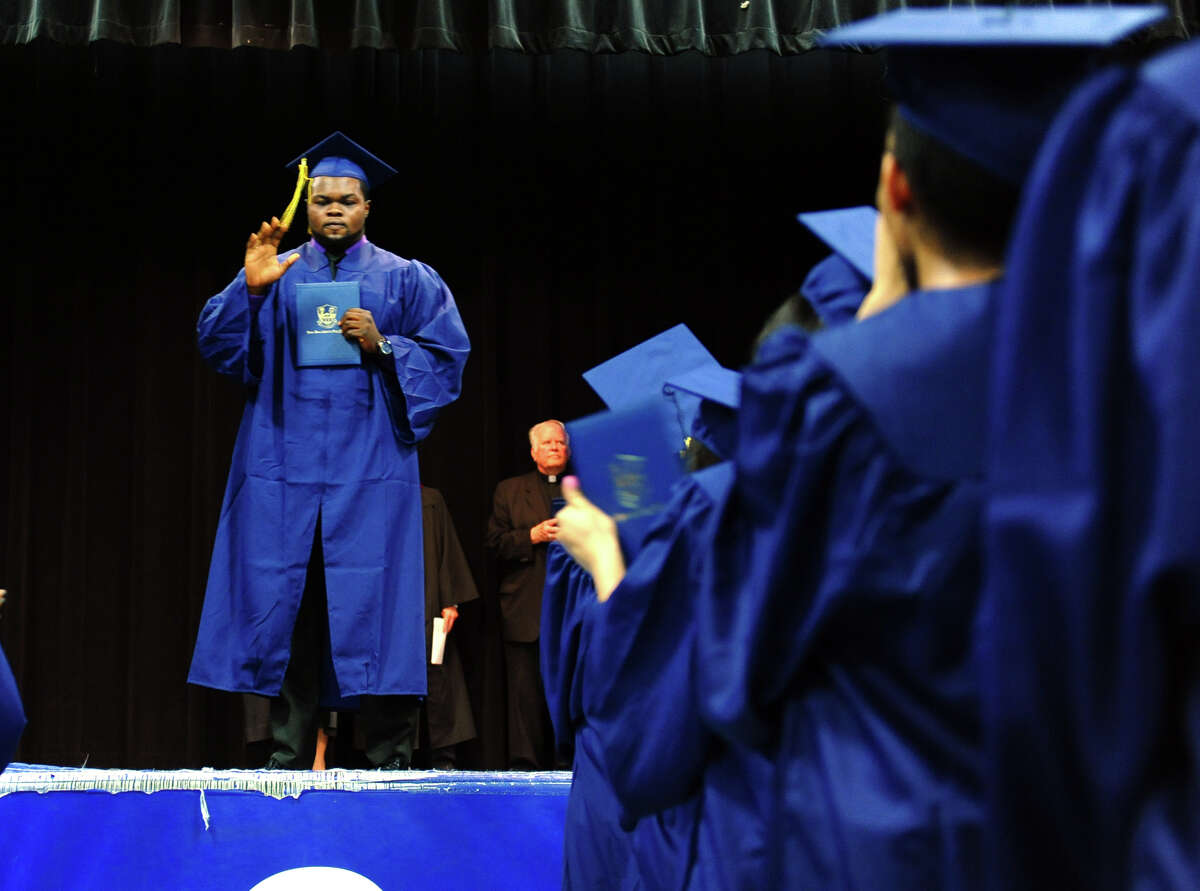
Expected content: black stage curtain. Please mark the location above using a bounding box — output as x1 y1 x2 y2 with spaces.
1 38 890 769
4 0 1197 53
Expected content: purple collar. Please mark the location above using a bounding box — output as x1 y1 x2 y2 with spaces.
309 235 369 255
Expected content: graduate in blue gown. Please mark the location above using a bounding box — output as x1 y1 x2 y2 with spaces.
983 37 1200 891
189 133 469 769
541 328 734 889
542 227 872 887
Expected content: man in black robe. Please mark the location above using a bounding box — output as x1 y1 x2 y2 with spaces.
486 420 570 770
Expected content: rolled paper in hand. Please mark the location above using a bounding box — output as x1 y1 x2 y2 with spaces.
431 617 447 665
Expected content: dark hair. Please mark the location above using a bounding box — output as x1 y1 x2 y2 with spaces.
750 292 825 361
888 106 1020 268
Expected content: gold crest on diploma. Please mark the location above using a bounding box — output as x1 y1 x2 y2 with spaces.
316 304 339 329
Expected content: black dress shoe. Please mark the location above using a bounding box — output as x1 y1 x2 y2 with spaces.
376 756 410 771
263 755 291 770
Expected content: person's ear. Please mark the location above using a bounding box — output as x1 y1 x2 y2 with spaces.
879 153 914 215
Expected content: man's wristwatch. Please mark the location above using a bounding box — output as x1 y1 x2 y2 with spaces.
376 338 393 357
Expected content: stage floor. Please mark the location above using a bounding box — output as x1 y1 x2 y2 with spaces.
0 763 571 890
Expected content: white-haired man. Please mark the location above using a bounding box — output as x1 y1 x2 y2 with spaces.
486 420 570 769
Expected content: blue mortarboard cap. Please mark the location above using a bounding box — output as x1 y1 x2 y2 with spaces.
583 324 736 459
664 364 741 460
664 365 740 410
286 131 398 189
583 324 720 411
797 206 878 281
820 7 1167 183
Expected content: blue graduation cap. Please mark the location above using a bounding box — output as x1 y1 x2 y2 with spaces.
583 324 719 412
582 323 738 454
279 132 398 228
576 326 739 505
570 325 740 554
287 131 398 189
664 363 741 461
797 206 878 281
663 364 740 411
819 7 1168 183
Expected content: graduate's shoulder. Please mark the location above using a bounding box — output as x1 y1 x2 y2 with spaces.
358 241 410 269
362 242 445 279
813 280 994 369
673 461 734 509
807 281 998 479
1142 38 1200 121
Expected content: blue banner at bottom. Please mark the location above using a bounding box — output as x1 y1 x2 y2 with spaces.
0 766 569 890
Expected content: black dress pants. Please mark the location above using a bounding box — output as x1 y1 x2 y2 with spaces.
269 521 420 769
504 639 555 770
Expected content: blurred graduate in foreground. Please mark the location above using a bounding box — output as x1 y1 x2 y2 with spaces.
983 32 1200 891
551 7 1166 887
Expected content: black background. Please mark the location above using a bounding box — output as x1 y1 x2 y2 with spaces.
2 37 890 768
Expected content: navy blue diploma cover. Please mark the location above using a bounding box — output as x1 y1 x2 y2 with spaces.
566 400 686 559
295 282 363 367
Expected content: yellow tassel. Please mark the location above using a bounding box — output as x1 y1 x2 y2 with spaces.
280 157 309 229
306 174 314 234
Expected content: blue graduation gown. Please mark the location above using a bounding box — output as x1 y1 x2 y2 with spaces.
583 462 775 890
0 642 26 771
542 466 773 890
702 282 997 889
541 543 638 890
537 256 867 889
189 239 469 697
984 42 1200 891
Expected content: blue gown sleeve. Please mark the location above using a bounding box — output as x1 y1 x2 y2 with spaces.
984 48 1200 891
540 543 600 763
582 467 732 822
381 260 470 445
700 323 983 755
195 267 277 385
697 330 866 746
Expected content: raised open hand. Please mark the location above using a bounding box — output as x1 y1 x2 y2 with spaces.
245 216 301 294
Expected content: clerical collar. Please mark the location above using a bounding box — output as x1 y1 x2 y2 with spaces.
540 472 559 484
